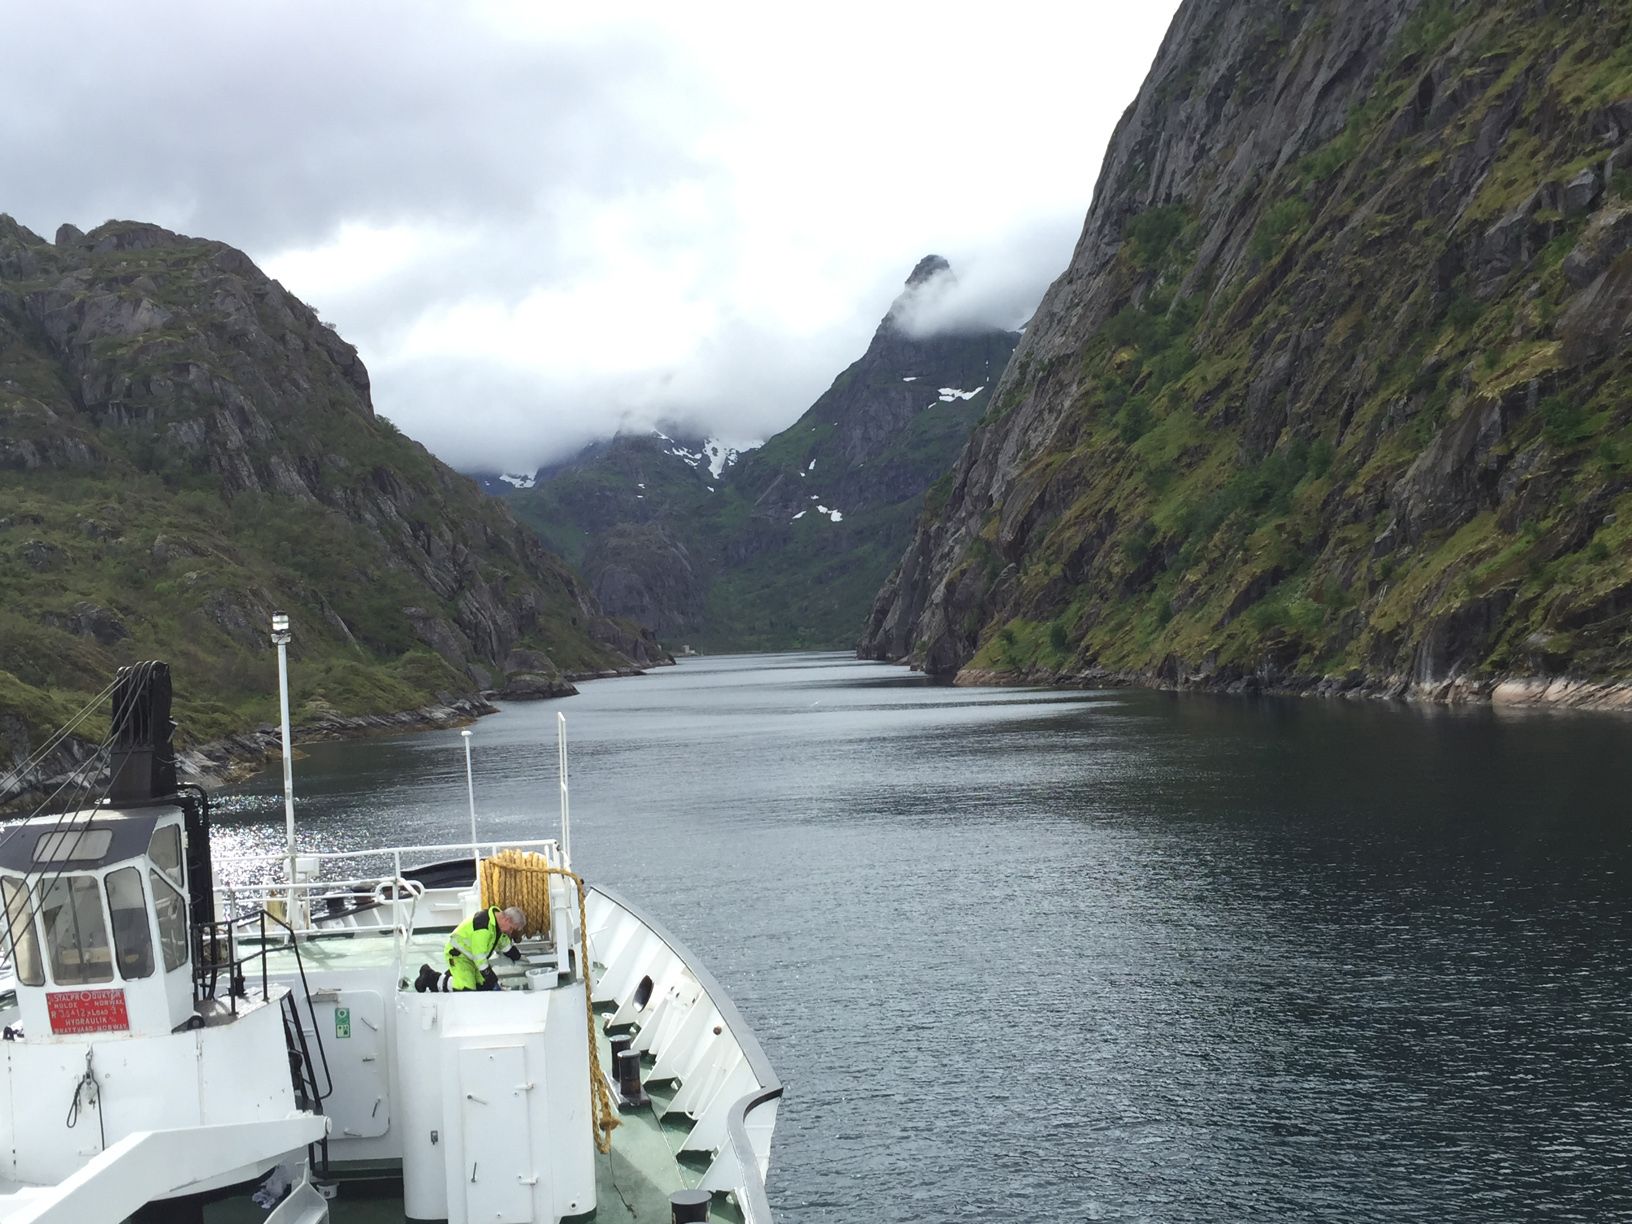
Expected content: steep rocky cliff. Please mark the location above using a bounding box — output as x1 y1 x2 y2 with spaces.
862 0 1632 707
0 217 662 790
500 258 1018 648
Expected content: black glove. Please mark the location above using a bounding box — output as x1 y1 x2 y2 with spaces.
480 966 499 990
505 944 522 962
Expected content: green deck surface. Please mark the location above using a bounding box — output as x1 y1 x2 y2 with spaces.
589 1025 695 1222
252 928 446 982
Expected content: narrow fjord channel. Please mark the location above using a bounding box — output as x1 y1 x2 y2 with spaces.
219 653 1632 1222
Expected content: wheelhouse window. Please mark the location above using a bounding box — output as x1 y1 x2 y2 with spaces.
33 828 112 864
38 875 113 985
1 878 44 987
105 867 154 980
149 870 188 972
147 824 183 886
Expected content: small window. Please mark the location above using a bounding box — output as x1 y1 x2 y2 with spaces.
147 824 184 886
105 867 154 980
38 876 113 985
150 870 188 972
33 828 113 864
1 878 44 987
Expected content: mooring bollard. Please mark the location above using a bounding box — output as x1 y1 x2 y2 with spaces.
670 1187 712 1222
617 1048 646 1105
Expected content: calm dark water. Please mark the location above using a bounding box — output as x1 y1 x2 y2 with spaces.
223 652 1632 1222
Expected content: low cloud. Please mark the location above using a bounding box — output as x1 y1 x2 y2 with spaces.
375 305 862 472
887 215 1085 338
2 1 1184 473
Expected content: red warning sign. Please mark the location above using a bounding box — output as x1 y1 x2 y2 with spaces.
47 989 130 1035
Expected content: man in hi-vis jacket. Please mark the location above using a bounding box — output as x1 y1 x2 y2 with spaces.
414 904 525 992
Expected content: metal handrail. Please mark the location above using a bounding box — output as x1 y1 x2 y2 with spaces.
211 839 562 936
236 908 335 1105
214 874 431 940
587 884 783 1219
212 837 559 869
371 877 425 962
724 1087 783 1224
220 874 438 895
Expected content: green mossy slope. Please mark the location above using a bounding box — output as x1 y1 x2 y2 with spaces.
864 0 1632 704
0 218 653 786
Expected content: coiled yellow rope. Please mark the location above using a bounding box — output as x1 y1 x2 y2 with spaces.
479 849 620 1153
479 847 556 939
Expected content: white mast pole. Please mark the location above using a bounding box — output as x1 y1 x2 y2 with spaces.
557 712 570 866
462 729 479 873
271 612 296 925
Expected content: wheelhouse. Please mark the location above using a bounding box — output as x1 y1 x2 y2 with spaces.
0 807 195 1038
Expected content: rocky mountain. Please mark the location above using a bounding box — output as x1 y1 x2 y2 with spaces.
507 430 726 641
862 0 1632 708
0 216 664 792
730 256 1018 523
496 258 1018 649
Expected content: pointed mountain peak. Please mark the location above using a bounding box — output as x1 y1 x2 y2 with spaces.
884 255 959 336
905 253 951 288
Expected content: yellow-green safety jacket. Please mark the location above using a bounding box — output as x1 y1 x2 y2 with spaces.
444 906 516 991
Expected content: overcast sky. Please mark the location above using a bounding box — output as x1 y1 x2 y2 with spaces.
2 0 1182 472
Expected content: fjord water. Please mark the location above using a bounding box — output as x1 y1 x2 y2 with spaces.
223 653 1632 1222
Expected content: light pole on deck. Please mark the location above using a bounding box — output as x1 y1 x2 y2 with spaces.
557 712 571 865
462 729 479 874
271 611 296 924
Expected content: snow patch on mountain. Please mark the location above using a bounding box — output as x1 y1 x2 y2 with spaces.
793 500 843 523
499 472 536 489
656 432 748 478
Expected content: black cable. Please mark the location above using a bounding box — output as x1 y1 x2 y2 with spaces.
0 720 116 862
22 754 124 978
64 1049 104 1149
23 668 147 899
21 732 121 899
11 674 146 981
0 676 120 805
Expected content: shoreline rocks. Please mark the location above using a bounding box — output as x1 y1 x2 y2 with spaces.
950 662 1632 714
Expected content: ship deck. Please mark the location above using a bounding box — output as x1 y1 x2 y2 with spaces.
201 928 728 1222
201 1041 731 1222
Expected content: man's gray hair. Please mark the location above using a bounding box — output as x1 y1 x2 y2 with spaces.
501 906 527 931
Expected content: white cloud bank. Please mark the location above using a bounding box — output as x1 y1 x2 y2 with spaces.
1 0 1183 472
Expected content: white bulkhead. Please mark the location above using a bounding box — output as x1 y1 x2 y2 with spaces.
395 985 596 1224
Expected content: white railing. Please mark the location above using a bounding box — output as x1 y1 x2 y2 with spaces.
210 838 562 937
212 837 561 874
585 885 782 1223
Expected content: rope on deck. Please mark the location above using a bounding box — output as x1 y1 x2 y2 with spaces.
479 847 556 939
480 848 620 1153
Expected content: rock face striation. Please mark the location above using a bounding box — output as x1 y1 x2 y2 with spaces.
499 258 1018 649
862 0 1632 706
0 217 664 791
